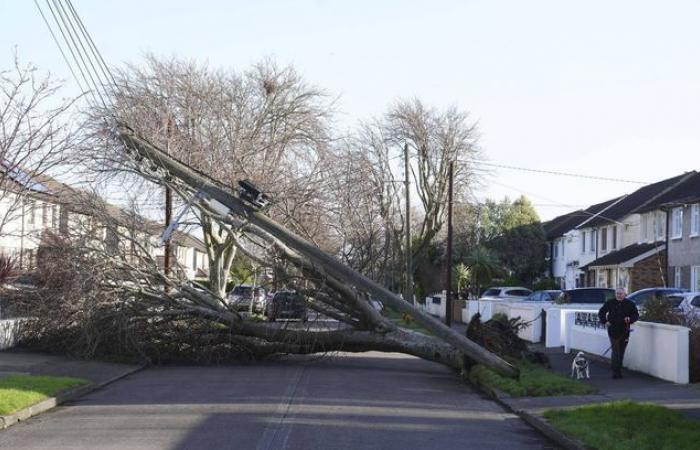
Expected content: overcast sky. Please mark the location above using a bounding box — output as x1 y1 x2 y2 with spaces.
2 0 699 220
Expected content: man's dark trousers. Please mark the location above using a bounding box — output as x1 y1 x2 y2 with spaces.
610 335 628 376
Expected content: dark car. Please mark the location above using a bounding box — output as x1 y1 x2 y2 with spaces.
558 288 615 304
627 287 689 307
266 291 308 322
523 290 562 302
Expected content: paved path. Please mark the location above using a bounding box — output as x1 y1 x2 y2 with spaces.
0 352 557 449
504 345 700 420
0 350 140 384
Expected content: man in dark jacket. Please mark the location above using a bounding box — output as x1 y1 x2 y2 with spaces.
598 287 639 378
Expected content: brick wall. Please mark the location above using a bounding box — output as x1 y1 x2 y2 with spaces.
629 251 668 291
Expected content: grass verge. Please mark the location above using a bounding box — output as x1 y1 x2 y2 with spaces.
0 375 89 415
469 358 597 397
544 401 700 450
382 308 432 335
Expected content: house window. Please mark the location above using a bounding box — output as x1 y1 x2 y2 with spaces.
671 207 683 239
581 231 586 253
590 230 596 252
692 266 700 292
640 214 648 242
553 241 558 259
611 225 617 249
691 204 700 237
655 211 665 241
674 267 682 289
600 227 607 251
27 201 35 225
42 204 49 226
52 205 58 229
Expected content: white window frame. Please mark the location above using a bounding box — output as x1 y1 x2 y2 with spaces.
691 204 700 237
692 266 700 292
553 241 559 259
675 267 682 289
581 231 586 253
611 225 617 250
590 230 596 253
671 207 683 239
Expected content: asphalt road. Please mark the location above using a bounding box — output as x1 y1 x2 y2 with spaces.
0 352 557 450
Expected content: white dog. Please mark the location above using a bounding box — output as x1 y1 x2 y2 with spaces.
571 351 590 379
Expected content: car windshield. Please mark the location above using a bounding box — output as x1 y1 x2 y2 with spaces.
482 289 501 297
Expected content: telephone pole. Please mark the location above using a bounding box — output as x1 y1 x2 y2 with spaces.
404 143 413 305
445 160 454 326
164 117 173 292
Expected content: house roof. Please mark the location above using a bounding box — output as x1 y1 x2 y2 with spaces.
634 171 700 213
543 210 585 240
581 172 693 228
580 242 664 270
543 197 621 240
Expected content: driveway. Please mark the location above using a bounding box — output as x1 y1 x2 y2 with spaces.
0 352 556 449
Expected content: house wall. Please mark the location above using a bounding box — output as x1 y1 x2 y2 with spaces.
668 202 700 290
0 193 61 269
629 252 667 291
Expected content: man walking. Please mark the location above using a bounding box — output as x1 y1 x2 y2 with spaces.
598 287 639 378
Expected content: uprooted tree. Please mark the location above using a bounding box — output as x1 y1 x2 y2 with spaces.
15 112 517 377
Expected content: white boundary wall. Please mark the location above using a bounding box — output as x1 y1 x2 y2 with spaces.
465 301 691 383
547 306 690 384
464 300 550 343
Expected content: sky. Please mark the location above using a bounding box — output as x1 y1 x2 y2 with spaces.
2 0 700 221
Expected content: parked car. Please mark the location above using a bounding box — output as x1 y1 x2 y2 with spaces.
266 291 308 322
523 290 562 302
479 287 532 301
667 292 700 318
627 287 688 307
227 284 266 313
558 288 615 304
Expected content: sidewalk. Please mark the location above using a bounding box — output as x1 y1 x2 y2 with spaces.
0 349 141 386
0 349 143 429
502 345 700 420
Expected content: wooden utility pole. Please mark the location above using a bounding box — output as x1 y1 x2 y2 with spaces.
164 118 173 292
118 126 519 378
404 143 413 305
445 160 454 326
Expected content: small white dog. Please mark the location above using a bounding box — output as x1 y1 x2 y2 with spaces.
571 351 590 379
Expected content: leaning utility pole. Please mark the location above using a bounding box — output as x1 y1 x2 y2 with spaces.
117 125 519 378
445 160 454 326
404 143 413 305
163 117 173 292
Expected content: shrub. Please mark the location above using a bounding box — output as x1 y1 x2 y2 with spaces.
0 254 17 284
532 278 559 291
639 296 683 325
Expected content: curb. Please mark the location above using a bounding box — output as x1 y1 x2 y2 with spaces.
470 378 588 450
0 364 145 430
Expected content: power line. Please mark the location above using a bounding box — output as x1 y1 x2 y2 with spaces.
460 159 648 184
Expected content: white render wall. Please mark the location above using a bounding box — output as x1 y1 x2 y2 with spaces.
545 305 690 384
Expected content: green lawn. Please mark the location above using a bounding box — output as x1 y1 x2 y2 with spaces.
469 359 597 397
0 375 88 415
544 401 700 450
382 308 432 335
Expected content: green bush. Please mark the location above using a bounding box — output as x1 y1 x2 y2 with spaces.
532 278 559 291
